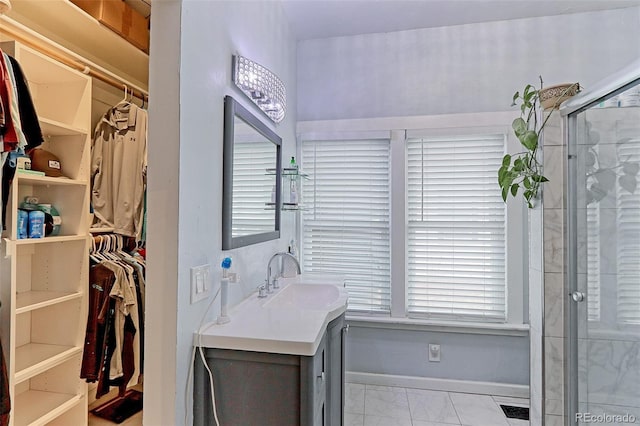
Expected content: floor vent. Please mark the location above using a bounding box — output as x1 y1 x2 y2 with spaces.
500 404 529 420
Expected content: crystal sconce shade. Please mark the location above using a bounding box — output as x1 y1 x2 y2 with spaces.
233 55 286 123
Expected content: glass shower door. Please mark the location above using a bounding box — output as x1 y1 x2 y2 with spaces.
568 81 640 425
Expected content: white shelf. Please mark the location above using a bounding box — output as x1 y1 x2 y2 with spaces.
89 227 115 234
6 0 149 87
14 389 83 426
15 343 82 383
40 117 88 137
16 291 82 314
7 235 88 246
16 174 88 187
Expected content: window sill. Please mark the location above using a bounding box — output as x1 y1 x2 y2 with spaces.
345 314 530 336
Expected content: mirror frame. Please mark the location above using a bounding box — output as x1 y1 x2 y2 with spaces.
222 95 282 250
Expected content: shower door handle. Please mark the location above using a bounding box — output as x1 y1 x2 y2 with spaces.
571 291 585 303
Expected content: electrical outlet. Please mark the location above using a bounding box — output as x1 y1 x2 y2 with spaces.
428 344 441 362
190 264 211 304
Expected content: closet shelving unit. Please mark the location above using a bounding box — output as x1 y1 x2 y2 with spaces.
0 40 91 426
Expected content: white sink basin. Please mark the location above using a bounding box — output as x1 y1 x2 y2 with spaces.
197 274 348 355
265 283 342 310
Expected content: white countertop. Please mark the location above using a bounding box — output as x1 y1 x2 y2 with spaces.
195 274 348 356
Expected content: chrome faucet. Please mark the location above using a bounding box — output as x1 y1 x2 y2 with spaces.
265 252 301 293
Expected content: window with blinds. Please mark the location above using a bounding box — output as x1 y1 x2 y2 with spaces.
231 140 277 237
301 139 391 313
407 134 507 321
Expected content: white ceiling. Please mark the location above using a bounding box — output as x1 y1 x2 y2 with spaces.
282 0 640 40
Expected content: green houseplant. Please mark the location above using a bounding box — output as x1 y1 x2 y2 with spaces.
498 79 580 208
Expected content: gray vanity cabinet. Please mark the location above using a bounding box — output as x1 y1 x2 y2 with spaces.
326 314 346 426
193 314 346 426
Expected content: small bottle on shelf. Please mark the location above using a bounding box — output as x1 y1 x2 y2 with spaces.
289 156 298 174
288 238 298 258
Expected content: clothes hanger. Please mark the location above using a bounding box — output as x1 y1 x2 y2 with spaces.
90 236 101 264
116 84 131 109
93 235 108 262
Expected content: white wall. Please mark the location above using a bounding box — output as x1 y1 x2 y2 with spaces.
297 7 640 121
347 328 529 385
146 0 297 424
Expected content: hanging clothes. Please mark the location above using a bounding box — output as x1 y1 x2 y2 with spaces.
82 235 145 399
91 102 147 241
0 50 44 231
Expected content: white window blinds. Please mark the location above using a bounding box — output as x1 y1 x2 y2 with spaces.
301 139 391 313
231 141 276 237
407 134 506 321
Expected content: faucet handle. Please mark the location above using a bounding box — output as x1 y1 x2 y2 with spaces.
257 285 267 298
272 277 280 289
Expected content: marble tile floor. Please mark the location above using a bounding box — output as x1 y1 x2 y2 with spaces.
345 383 529 426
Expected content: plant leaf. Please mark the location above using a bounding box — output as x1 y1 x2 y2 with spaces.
521 131 538 151
532 174 549 183
619 175 637 194
502 154 512 167
523 84 534 97
589 183 607 202
524 88 537 103
523 177 531 189
510 184 519 197
501 186 509 202
498 165 509 184
623 162 640 176
512 118 527 136
595 169 616 191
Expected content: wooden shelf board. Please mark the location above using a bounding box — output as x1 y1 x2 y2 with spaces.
40 117 88 136
16 174 88 187
15 343 82 384
14 389 83 426
7 235 88 246
16 291 82 314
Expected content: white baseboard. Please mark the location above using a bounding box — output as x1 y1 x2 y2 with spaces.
346 371 529 399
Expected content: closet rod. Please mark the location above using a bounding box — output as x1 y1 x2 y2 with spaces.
0 16 149 100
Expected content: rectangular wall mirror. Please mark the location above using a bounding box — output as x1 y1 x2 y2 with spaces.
222 95 282 249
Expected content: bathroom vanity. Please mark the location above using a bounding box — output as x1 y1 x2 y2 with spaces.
193 276 348 426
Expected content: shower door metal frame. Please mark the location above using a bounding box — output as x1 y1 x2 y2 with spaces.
561 61 640 425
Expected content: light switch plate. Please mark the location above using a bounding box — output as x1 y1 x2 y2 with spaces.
191 264 211 304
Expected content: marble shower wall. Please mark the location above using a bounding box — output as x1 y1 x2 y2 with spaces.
540 114 567 426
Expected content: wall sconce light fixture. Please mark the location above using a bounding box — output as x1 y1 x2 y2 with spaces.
233 55 286 123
